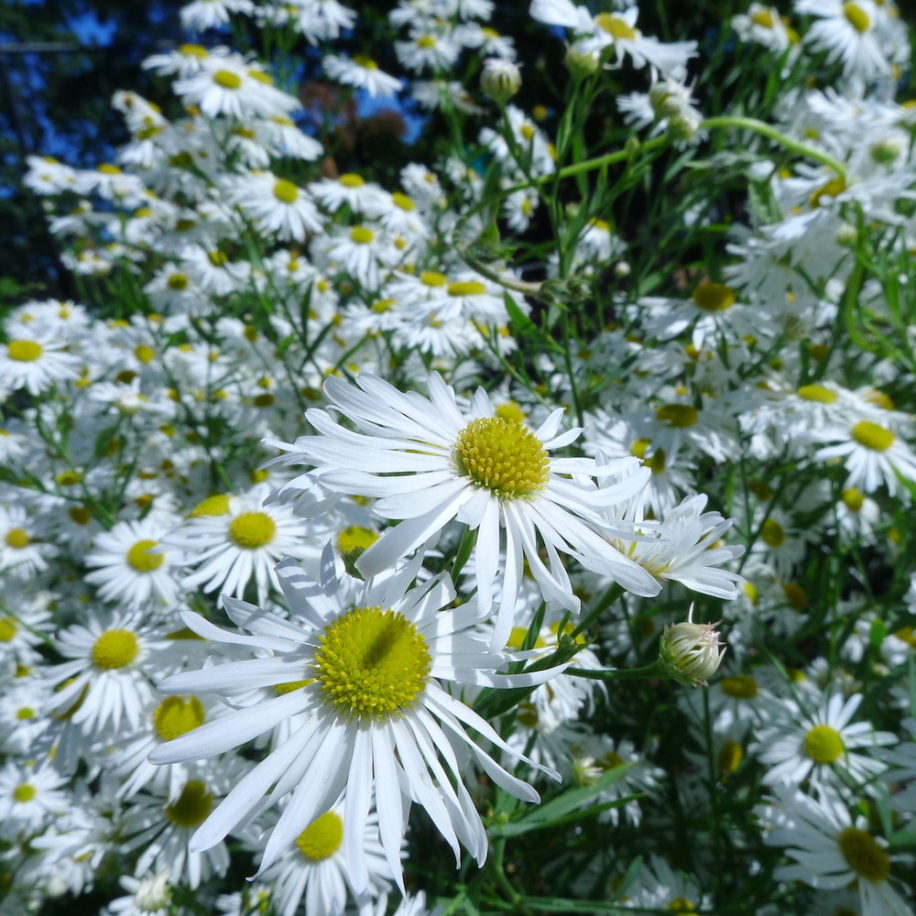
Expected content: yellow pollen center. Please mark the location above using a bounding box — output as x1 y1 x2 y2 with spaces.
841 487 864 511
448 281 487 297
69 505 92 525
153 696 205 741
296 811 344 861
667 900 698 916
228 511 277 549
349 226 375 244
8 340 43 362
392 192 415 211
273 179 299 203
420 270 447 287
213 69 242 89
851 420 894 451
656 404 699 428
751 8 776 28
165 780 214 828
761 518 785 548
718 740 743 774
797 383 838 403
810 176 846 207
453 417 550 499
0 616 19 641
91 629 140 669
803 724 845 764
16 706 35 720
13 784 36 803
692 282 735 312
314 605 431 720
353 55 378 69
167 273 189 290
507 626 548 650
339 173 365 188
127 539 164 572
208 250 228 266
191 494 232 517
495 402 526 424
417 35 437 48
520 124 535 141
5 528 30 549
595 13 637 39
783 582 809 611
843 2 870 32
135 344 155 364
337 525 379 553
179 43 207 58
720 675 758 699
837 827 889 883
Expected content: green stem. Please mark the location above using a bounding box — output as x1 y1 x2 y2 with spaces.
566 660 667 681
700 115 848 180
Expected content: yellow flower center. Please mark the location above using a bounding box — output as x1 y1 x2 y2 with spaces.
718 739 743 775
692 282 735 312
851 420 894 451
296 810 344 861
134 344 155 364
594 12 637 40
842 2 870 32
153 696 205 742
165 780 214 828
339 173 365 188
8 340 44 362
453 417 550 500
127 539 164 572
5 528 30 549
273 179 299 204
783 582 809 611
392 192 415 211
213 69 242 89
228 511 276 549
314 605 431 720
337 525 379 553
420 270 447 287
208 249 228 266
353 55 378 70
13 784 36 803
179 43 207 58
416 35 437 48
751 8 776 28
841 487 864 511
0 616 19 642
16 706 35 720
809 176 846 207
91 629 140 669
667 900 698 916
507 626 548 650
349 226 375 244
167 273 189 291
495 402 526 424
837 827 890 883
803 724 845 764
761 518 785 548
720 675 758 699
655 404 699 428
190 494 231 517
448 281 487 297
797 384 837 403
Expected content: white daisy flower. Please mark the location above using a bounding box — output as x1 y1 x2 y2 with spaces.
759 784 914 915
180 0 254 31
105 870 173 916
229 172 323 242
0 762 69 839
0 503 57 578
149 550 562 887
168 489 317 604
754 692 894 790
0 332 80 396
323 54 403 98
45 610 168 735
266 373 660 648
84 518 180 609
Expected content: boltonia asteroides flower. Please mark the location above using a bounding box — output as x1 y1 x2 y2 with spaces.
266 373 660 648
149 548 562 888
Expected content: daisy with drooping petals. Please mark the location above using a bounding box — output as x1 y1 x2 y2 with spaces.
150 548 562 888
266 373 660 649
323 54 403 98
84 518 180 609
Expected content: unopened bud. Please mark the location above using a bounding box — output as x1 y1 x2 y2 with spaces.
564 45 600 78
480 58 522 105
659 605 725 686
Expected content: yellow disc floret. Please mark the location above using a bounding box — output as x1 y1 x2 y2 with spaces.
273 179 299 203
453 417 550 500
803 724 845 764
837 827 890 884
13 784 36 803
692 282 735 312
797 384 838 404
851 420 894 451
228 511 277 549
296 810 344 861
153 696 205 742
655 404 699 428
127 539 164 572
5 528 30 549
720 675 758 699
1 615 21 641
842 2 870 33
761 518 785 548
165 780 214 828
91 629 140 669
213 69 242 89
314 605 431 720
190 494 231 517
448 281 487 297
337 525 379 553
8 340 44 362
594 12 637 40
349 226 375 244
339 173 365 188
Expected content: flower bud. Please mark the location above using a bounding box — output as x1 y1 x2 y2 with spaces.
659 606 724 686
564 45 600 78
480 58 522 105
